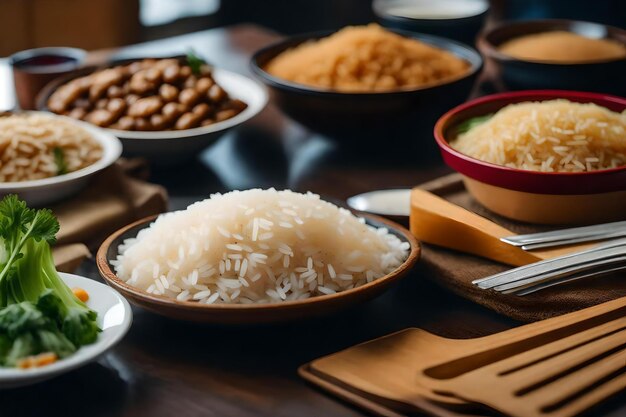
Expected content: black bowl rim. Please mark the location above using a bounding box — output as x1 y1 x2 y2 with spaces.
250 28 483 97
479 18 626 66
372 0 490 25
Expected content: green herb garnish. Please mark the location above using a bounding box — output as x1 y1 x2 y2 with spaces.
0 195 100 366
187 49 206 75
455 113 494 136
53 147 67 176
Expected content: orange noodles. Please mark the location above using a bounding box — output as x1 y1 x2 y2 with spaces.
265 24 469 92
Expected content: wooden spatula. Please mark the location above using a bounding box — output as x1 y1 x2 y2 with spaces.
309 296 625 409
409 188 596 267
420 315 626 417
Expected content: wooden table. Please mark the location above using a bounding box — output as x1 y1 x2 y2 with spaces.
1 24 623 417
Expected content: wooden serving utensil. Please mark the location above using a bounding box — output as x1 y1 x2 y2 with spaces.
308 296 626 411
409 188 596 267
299 364 466 417
420 301 626 417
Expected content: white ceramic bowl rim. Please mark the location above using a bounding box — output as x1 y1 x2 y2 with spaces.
105 68 268 140
0 112 122 190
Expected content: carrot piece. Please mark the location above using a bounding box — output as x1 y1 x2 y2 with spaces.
72 287 89 302
16 352 58 369
16 357 34 369
34 352 58 367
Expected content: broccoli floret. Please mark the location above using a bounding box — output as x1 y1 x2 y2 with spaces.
0 195 100 366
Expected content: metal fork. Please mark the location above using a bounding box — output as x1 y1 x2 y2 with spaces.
501 221 626 251
473 238 626 295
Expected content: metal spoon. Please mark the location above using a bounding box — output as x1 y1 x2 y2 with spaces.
346 189 411 217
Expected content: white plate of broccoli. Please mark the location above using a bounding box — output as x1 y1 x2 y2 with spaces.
0 273 132 388
0 196 132 388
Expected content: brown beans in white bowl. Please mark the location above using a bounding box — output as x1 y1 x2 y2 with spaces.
46 58 248 131
37 57 268 164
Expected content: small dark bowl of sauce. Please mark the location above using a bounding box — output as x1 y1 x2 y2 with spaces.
9 47 86 110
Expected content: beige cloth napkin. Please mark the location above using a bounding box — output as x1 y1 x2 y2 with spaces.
52 160 168 272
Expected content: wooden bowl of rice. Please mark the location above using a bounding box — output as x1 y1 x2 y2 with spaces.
96 206 419 324
434 90 626 225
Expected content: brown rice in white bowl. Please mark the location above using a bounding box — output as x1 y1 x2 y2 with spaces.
112 189 411 305
0 112 122 205
0 112 103 182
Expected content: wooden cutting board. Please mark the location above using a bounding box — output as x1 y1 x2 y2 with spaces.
411 173 626 322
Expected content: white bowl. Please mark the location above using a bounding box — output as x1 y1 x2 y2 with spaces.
105 68 268 165
0 272 132 389
0 112 122 206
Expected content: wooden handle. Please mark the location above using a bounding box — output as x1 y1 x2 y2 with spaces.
409 188 595 267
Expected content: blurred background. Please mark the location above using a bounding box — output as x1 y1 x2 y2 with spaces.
1 0 624 56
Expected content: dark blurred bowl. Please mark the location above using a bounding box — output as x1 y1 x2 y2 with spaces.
250 29 482 143
373 0 489 45
478 19 626 95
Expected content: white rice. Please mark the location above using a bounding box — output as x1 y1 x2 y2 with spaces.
114 189 410 304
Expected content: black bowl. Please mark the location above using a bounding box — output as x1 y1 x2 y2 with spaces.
250 30 482 144
373 0 489 45
478 19 626 95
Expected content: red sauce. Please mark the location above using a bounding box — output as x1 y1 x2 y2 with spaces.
13 54 79 73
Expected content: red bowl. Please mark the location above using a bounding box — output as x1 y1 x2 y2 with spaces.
433 90 626 224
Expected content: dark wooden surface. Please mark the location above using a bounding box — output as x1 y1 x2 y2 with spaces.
0 24 623 417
